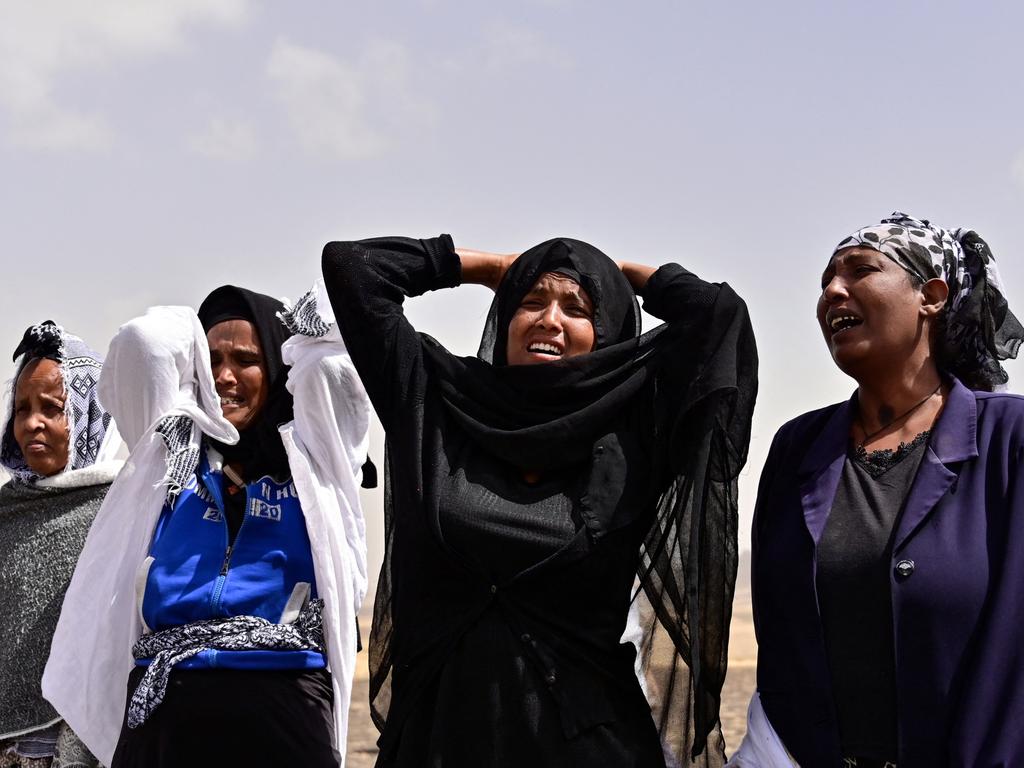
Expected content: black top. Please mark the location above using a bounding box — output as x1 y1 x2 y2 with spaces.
816 434 929 760
322 235 756 767
439 442 580 580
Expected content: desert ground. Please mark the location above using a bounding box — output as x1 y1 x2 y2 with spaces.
345 556 756 766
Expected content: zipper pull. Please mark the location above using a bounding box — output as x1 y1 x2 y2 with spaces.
220 545 233 576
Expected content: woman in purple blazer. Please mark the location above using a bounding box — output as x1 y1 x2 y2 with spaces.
743 213 1024 767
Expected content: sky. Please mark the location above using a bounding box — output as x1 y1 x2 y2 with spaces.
2 0 1024 594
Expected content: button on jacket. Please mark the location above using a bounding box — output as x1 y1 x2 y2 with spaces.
752 379 1024 767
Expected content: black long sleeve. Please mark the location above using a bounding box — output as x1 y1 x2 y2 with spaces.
321 235 460 434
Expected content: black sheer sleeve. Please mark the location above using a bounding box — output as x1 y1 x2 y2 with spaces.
640 263 752 471
628 262 757 764
640 263 722 323
320 235 461 433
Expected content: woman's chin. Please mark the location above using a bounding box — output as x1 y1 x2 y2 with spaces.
25 457 67 477
828 343 874 379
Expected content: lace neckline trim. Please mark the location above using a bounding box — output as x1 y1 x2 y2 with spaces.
852 430 931 477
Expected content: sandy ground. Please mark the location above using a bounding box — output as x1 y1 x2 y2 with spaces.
345 578 757 766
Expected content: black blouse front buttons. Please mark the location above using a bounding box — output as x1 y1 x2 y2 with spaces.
490 584 498 594
521 633 531 643
545 672 557 685
894 559 915 579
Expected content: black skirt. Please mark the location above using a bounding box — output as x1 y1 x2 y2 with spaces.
111 666 338 768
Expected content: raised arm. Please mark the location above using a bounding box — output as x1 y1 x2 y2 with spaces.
99 306 236 451
637 263 724 324
321 236 462 433
455 248 516 290
640 262 756 473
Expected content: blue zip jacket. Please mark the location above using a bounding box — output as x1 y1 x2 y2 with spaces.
138 452 324 670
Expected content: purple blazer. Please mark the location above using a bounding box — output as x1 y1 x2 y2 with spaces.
752 378 1024 767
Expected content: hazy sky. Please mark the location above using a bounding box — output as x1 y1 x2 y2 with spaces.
3 1 1024 589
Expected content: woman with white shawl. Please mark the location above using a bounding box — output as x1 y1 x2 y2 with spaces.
0 321 122 768
42 283 371 767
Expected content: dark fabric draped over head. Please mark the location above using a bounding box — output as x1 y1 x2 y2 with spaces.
198 285 293 481
479 238 640 366
410 238 757 761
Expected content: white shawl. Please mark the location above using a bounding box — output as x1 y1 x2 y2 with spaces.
43 292 370 767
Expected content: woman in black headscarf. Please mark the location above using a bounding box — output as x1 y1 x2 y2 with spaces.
322 235 757 766
108 285 371 768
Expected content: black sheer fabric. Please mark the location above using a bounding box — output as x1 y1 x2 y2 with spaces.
197 285 294 482
322 236 757 765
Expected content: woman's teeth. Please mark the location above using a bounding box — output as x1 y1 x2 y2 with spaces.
221 397 244 406
528 343 562 355
829 314 861 332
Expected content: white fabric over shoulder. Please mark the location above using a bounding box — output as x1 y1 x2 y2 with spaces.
280 279 372 762
42 306 238 767
725 691 800 767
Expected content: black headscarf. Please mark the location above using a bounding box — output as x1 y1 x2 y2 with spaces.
409 238 757 761
481 238 640 365
198 285 293 482
424 238 650 471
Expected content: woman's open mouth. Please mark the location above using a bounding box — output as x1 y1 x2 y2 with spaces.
828 313 863 337
527 342 563 359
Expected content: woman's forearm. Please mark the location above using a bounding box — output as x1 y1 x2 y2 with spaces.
456 249 517 291
618 262 657 292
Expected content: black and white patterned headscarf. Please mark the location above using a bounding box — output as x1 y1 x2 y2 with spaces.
834 212 1024 390
1 321 114 482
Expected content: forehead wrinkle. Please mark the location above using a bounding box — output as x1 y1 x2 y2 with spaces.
823 246 886 278
835 246 884 265
530 272 593 309
15 359 64 398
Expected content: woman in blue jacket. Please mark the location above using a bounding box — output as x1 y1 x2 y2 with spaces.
94 286 372 768
735 213 1024 767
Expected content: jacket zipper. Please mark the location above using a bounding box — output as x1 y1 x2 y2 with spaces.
209 484 251 615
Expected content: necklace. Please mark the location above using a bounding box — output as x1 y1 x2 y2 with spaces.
857 382 942 447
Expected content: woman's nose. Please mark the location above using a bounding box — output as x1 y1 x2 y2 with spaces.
537 301 562 329
821 275 848 303
214 364 236 386
24 410 46 431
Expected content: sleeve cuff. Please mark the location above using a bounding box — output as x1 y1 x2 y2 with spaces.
640 263 720 319
422 234 462 292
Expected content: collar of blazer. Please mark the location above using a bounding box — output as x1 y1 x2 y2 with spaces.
796 377 978 550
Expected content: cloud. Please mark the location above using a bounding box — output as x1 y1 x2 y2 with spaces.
0 0 249 151
187 116 258 161
482 22 574 72
267 38 432 161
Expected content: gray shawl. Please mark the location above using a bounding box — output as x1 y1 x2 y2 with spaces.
0 466 115 739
